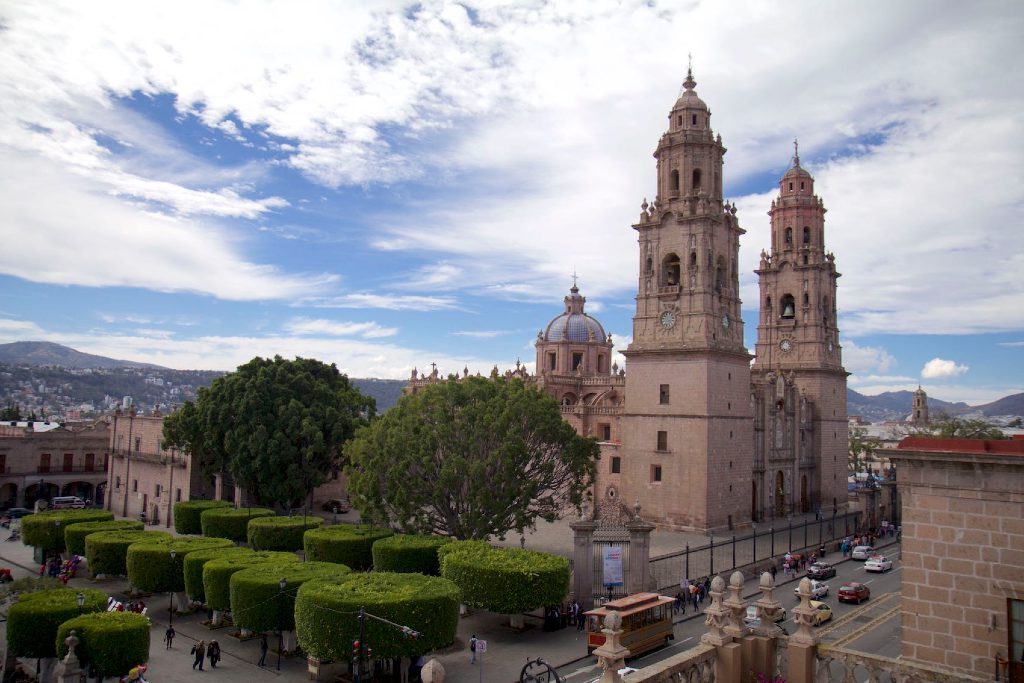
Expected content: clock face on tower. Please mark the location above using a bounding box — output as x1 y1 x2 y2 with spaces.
779 339 793 353
660 311 676 329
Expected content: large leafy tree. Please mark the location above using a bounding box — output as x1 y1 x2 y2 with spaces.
345 376 599 540
848 426 877 473
912 413 1008 440
163 356 374 506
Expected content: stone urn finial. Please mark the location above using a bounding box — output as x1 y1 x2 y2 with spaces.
420 658 445 683
633 500 641 519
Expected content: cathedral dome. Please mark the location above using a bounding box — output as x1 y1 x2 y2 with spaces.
672 68 708 111
543 285 607 342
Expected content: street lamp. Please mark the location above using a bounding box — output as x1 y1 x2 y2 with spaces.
76 592 85 612
168 550 176 626
277 577 286 671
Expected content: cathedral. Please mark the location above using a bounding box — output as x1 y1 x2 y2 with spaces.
410 68 849 533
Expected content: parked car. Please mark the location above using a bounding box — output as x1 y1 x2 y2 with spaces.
744 604 787 625
806 562 836 580
50 496 86 509
850 545 874 560
864 554 894 572
809 600 833 626
5 508 33 519
321 498 351 513
795 579 829 599
838 582 871 604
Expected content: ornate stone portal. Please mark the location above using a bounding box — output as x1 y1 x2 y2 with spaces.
571 496 654 609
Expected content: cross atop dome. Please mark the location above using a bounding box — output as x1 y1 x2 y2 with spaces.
682 53 696 92
793 138 801 167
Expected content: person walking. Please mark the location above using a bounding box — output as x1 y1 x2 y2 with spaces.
469 634 478 664
208 640 221 668
191 640 206 670
257 634 268 667
164 625 175 649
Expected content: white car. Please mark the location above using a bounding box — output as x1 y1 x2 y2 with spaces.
864 554 893 572
744 604 787 625
795 579 829 599
851 545 874 560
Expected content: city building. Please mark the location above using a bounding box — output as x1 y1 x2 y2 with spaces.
0 419 109 508
889 435 1024 679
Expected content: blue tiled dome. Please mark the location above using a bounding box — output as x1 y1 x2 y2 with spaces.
543 285 607 343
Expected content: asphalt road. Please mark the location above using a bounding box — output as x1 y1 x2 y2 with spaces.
557 545 903 682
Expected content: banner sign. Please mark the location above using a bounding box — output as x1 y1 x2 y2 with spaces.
602 546 624 587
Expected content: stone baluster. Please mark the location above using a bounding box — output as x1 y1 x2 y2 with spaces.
752 571 784 636
701 575 742 682
55 630 84 683
592 612 630 683
787 577 820 683
722 571 748 639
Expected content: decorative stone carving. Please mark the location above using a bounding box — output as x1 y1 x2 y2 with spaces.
789 577 820 645
722 571 748 638
700 575 731 646
592 611 630 682
420 658 445 682
752 571 784 636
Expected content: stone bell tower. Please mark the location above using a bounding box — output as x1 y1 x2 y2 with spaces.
616 66 754 532
751 142 848 520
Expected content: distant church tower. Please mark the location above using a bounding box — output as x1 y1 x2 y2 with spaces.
615 67 754 532
911 386 929 425
750 142 848 520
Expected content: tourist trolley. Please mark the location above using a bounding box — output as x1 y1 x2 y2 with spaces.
583 592 675 657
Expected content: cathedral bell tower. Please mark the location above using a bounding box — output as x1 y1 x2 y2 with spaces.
751 143 848 521
615 67 754 532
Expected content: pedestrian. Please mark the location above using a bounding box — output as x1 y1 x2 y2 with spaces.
191 640 206 670
674 591 683 614
164 625 175 649
257 634 268 667
572 599 581 628
769 564 777 581
208 640 220 668
469 634 478 664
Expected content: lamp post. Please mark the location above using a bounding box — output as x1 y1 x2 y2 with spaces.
277 577 286 671
168 550 176 626
76 592 85 613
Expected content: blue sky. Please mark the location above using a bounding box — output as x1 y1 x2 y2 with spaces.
0 0 1021 405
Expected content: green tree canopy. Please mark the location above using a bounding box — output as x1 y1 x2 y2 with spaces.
916 414 1009 440
345 376 599 540
163 355 375 507
848 426 877 473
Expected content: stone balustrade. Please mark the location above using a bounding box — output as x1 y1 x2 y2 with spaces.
814 645 990 682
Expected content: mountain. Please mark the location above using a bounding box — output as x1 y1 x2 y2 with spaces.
0 341 166 370
974 393 1024 417
846 389 973 423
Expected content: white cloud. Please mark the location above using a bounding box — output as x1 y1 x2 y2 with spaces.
840 340 897 376
451 330 510 339
298 293 459 311
0 318 46 338
283 318 398 339
921 358 969 379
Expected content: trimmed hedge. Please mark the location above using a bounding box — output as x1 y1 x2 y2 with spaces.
230 561 351 633
173 499 232 535
440 545 569 614
65 520 143 557
201 507 276 542
371 535 452 575
126 536 234 593
85 530 171 577
303 524 393 570
7 588 108 659
21 509 114 553
56 612 150 678
247 516 323 551
203 551 301 611
182 547 255 603
296 573 459 661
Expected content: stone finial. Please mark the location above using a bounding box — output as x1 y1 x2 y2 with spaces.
63 630 80 663
593 611 630 682
751 571 784 636
723 571 748 638
420 658 446 682
633 500 641 520
789 577 820 645
581 500 590 521
701 575 731 646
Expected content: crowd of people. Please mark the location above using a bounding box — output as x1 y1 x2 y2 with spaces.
674 576 712 614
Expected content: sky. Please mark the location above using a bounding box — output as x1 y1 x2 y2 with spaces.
0 0 1022 406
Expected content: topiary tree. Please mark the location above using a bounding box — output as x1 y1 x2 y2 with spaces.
85 530 171 577
7 588 108 659
303 524 393 570
201 507 276 542
230 561 351 634
440 544 569 616
371 535 452 575
174 499 233 535
247 516 323 551
182 547 256 603
126 536 234 593
203 552 301 613
56 612 150 678
64 520 143 557
21 509 114 553
296 573 459 662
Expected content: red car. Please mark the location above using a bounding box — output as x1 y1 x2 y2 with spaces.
837 582 870 604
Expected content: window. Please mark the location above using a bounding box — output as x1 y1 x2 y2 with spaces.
656 431 668 451
663 253 681 286
692 169 702 190
785 227 793 246
39 453 50 473
611 457 621 474
134 437 141 452
781 294 796 319
803 227 811 244
572 353 583 371
602 424 612 441
548 352 556 371
670 169 680 194
115 476 121 489
598 354 606 373
63 453 74 472
85 453 94 471
645 256 652 274
659 384 670 405
651 465 662 482
677 115 682 125
788 182 793 191
132 479 138 493
176 488 182 502
691 114 697 126
155 484 162 498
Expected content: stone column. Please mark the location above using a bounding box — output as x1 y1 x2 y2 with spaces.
625 504 655 595
592 612 630 683
787 577 820 683
570 515 598 610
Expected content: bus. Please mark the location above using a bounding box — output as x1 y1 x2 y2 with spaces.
583 592 675 657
